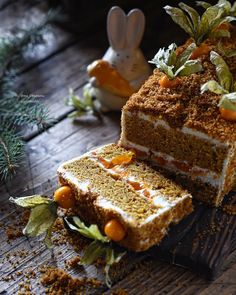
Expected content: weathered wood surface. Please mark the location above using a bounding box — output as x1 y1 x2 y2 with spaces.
0 1 236 294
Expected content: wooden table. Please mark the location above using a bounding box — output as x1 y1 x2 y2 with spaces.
0 1 235 294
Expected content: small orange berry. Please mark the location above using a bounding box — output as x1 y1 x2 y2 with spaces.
159 75 180 88
220 107 236 121
190 43 210 59
104 219 126 242
53 186 76 209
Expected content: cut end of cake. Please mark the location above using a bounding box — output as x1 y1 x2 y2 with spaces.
119 28 236 207
57 144 193 252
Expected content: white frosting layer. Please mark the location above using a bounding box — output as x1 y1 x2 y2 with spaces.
126 111 228 147
122 111 231 189
97 198 135 223
89 153 190 225
58 144 191 226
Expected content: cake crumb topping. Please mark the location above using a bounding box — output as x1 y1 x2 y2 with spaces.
124 27 236 142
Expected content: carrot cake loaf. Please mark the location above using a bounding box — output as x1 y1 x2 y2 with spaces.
120 27 236 207
57 144 193 252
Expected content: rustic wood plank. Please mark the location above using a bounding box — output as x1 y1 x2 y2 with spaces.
1 176 236 294
15 29 107 126
0 0 78 72
0 111 121 200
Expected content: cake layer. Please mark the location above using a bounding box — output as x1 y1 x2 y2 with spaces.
57 144 193 251
119 117 236 206
120 27 236 206
122 111 229 174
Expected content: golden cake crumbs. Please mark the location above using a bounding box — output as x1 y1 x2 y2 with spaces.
124 27 236 142
40 267 102 294
65 256 81 269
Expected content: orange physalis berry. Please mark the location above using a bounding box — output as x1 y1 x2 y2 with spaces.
104 219 126 242
53 186 76 209
159 75 180 88
110 151 135 166
220 107 236 121
190 43 210 59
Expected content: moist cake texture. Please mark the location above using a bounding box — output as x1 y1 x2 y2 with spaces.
120 27 236 207
57 144 193 252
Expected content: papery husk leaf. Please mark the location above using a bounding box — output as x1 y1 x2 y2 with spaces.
210 51 233 91
176 60 203 76
216 42 236 57
80 240 107 265
179 3 200 32
9 195 53 208
210 29 231 39
164 6 194 37
175 43 197 69
23 203 57 238
201 80 229 94
219 92 236 111
198 6 224 44
64 216 109 243
196 1 212 9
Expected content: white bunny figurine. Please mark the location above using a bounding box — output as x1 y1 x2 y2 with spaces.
86 6 152 112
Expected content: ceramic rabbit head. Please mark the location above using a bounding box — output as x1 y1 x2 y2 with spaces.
103 6 151 90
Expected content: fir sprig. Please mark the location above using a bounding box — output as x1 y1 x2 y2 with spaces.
0 10 57 180
0 125 24 180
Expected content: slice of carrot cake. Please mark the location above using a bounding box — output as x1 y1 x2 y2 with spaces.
119 28 236 207
57 144 193 252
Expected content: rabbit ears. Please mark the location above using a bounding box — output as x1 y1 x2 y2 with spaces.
107 6 145 51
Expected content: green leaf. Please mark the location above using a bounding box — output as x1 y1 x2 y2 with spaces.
44 227 53 248
80 240 107 265
104 247 126 288
196 1 212 9
210 51 233 92
175 43 197 69
64 216 109 243
216 42 236 57
175 60 203 77
9 195 53 208
179 3 200 32
65 87 99 119
23 203 58 239
219 92 236 111
201 80 228 94
164 2 234 46
198 6 223 44
149 42 202 79
80 240 126 288
209 29 231 39
164 5 194 37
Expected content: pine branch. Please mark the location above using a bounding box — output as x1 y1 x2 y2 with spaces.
0 125 24 181
0 9 58 86
0 93 54 130
0 9 58 180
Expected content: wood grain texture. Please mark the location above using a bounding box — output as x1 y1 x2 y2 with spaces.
0 1 235 294
0 0 77 72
